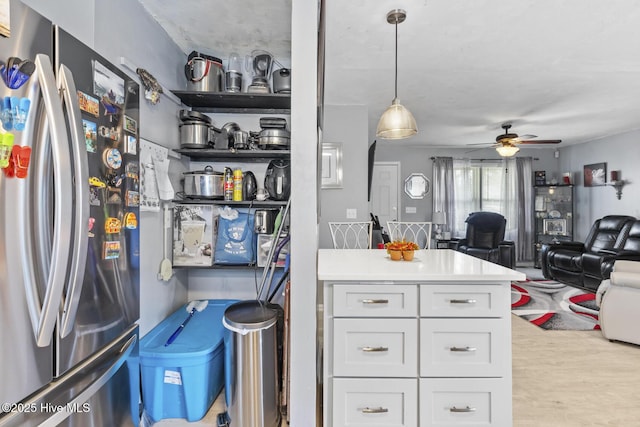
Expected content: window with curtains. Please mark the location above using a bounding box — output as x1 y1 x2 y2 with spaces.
452 159 507 234
433 156 533 262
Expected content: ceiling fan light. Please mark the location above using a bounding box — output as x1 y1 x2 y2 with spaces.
376 98 418 139
496 144 520 157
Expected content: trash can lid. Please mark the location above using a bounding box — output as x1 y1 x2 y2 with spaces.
223 300 278 331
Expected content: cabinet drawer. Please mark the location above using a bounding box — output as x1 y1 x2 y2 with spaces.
419 318 509 378
333 318 418 377
333 378 417 427
419 378 510 427
333 284 418 317
420 284 508 318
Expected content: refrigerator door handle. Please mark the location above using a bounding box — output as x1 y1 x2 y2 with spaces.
57 64 90 338
37 334 137 427
25 54 74 347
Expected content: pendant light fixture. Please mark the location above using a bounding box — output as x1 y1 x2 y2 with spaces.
376 9 417 140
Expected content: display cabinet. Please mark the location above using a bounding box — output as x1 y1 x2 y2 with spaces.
533 185 574 268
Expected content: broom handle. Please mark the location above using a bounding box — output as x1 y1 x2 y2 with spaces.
165 310 195 346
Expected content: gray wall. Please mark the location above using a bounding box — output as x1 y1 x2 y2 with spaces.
23 0 189 336
559 130 640 240
318 105 370 248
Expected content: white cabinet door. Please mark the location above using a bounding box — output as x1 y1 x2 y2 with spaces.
420 284 508 318
333 318 418 377
333 284 418 317
419 318 509 378
333 378 417 427
419 378 510 427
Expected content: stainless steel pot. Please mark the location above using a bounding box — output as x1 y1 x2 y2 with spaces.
179 120 214 148
257 128 290 149
183 166 224 198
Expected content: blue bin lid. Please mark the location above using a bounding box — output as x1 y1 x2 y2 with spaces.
140 299 238 358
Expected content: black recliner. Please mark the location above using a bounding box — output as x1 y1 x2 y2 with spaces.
454 212 515 269
540 215 640 292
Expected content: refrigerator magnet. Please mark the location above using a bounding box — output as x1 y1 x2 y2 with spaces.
125 135 137 155
126 190 140 207
83 119 97 152
104 217 122 234
124 115 137 134
77 90 99 117
106 188 122 204
102 148 122 169
124 212 138 229
89 187 101 206
88 217 96 237
102 241 121 260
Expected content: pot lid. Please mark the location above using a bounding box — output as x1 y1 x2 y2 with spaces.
179 109 211 124
184 165 222 175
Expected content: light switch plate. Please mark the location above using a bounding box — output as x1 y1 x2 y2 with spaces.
346 208 357 219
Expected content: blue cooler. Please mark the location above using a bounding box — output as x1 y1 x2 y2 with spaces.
140 299 237 422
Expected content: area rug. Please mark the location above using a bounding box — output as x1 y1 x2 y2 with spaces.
511 279 600 331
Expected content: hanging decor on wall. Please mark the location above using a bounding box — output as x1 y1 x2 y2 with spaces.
583 162 607 187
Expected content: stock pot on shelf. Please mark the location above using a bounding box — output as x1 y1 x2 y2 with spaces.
183 166 225 198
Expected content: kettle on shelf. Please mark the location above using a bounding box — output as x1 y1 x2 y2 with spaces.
264 159 290 201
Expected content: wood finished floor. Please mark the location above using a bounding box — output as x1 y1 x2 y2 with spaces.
512 314 640 426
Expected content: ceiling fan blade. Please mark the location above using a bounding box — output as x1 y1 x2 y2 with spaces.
512 134 537 142
517 139 562 145
466 142 496 146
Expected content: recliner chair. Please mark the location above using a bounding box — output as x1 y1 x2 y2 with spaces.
540 215 638 292
454 212 515 269
597 260 640 345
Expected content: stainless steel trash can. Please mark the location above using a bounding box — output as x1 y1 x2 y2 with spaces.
223 300 280 427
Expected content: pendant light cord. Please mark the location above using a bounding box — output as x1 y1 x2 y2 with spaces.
394 19 398 99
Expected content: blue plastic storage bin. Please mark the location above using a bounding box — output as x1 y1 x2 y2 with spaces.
140 299 237 422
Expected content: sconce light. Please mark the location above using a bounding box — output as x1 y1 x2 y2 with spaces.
608 171 627 199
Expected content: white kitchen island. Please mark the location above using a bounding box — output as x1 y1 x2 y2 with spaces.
318 249 525 427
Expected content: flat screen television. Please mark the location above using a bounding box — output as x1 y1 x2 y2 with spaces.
367 140 377 202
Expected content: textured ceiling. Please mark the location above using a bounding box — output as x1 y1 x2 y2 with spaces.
137 0 640 149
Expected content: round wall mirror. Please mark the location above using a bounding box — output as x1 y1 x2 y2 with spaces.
404 173 431 199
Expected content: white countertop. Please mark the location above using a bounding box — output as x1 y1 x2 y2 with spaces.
317 249 526 282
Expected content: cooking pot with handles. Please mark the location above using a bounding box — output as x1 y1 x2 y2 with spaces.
184 51 224 92
183 166 225 198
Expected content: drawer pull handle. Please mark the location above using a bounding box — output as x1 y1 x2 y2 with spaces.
449 346 477 352
360 407 389 414
450 406 476 413
450 346 477 352
450 299 477 304
361 299 389 304
361 346 389 352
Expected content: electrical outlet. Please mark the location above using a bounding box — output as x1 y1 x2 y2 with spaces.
405 206 417 214
346 208 357 219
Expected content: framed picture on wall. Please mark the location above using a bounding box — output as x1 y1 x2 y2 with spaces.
321 143 343 189
534 170 546 185
584 162 607 187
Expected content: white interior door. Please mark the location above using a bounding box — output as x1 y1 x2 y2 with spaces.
370 161 400 231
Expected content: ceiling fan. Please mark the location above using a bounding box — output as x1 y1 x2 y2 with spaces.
468 123 562 157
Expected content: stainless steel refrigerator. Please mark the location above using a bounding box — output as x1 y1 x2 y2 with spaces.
0 2 140 426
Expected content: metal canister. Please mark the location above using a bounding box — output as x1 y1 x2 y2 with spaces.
233 168 243 201
224 168 234 201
